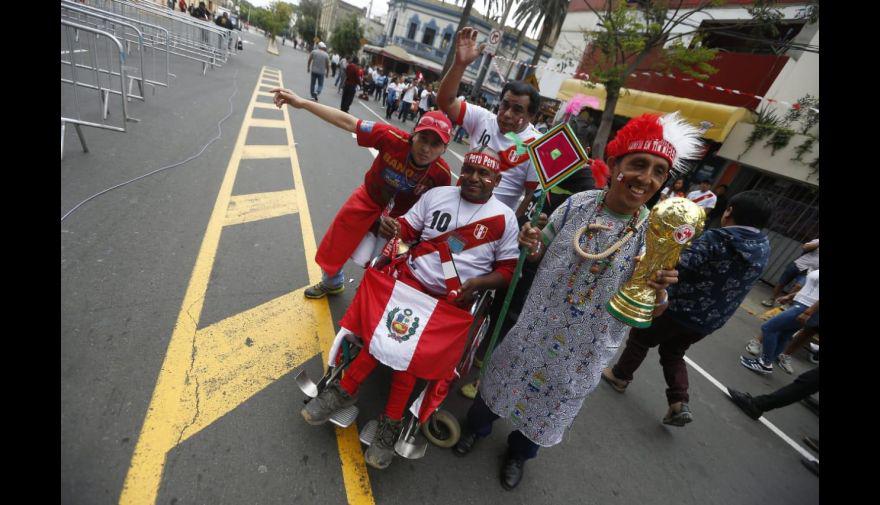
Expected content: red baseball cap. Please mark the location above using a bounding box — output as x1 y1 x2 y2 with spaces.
413 111 452 144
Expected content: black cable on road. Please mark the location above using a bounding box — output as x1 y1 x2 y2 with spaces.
61 69 241 223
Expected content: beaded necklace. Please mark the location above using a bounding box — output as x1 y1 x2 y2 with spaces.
564 191 642 307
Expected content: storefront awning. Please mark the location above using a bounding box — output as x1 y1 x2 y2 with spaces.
363 44 443 74
556 79 755 143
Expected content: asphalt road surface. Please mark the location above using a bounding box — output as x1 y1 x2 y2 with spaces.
61 28 819 505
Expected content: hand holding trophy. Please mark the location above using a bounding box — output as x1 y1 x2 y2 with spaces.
607 197 705 328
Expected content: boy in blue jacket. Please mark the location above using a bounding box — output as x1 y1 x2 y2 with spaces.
602 190 774 426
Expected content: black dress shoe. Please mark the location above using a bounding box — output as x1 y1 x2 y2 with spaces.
452 430 479 457
500 454 525 490
727 388 763 420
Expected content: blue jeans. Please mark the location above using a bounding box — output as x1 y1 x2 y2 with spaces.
761 302 819 363
453 126 467 143
322 269 344 289
310 73 325 98
778 261 807 292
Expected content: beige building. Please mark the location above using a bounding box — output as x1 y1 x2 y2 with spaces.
319 0 368 44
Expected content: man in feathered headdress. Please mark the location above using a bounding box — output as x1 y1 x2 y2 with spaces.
451 112 702 490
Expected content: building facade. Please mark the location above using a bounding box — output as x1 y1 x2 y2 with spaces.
365 0 552 102
320 0 368 44
552 0 819 285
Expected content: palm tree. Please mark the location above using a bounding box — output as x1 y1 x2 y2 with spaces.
513 0 569 77
441 0 509 76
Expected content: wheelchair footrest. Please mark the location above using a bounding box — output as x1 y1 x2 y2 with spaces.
295 369 319 398
359 419 378 446
329 405 359 428
395 417 427 460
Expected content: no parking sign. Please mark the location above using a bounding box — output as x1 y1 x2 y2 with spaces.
485 29 502 55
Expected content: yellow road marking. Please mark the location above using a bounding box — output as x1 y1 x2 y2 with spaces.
119 67 373 505
241 145 291 159
253 102 279 109
178 287 329 440
224 190 298 226
256 91 276 97
249 118 288 129
285 82 376 505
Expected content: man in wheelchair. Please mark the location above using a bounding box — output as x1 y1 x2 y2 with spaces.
301 146 520 469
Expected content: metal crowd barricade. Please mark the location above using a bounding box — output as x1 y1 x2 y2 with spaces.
123 0 238 60
61 19 132 160
61 0 172 92
86 0 232 75
61 3 148 103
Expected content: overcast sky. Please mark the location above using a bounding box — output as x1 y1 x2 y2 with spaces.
247 1 531 31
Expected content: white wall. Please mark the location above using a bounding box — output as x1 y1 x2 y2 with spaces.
760 22 819 131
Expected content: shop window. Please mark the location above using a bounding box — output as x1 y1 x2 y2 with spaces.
422 27 436 46
440 32 452 50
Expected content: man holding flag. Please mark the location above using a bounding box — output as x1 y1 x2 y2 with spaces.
301 147 520 470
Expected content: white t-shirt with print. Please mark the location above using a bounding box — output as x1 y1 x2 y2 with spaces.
794 268 819 307
399 186 519 296
687 189 717 210
794 239 819 271
456 102 540 210
402 85 417 103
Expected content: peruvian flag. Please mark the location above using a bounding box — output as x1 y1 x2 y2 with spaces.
339 268 473 380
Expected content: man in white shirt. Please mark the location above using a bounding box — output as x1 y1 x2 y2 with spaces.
301 147 519 471
397 80 418 123
335 56 348 91
687 178 717 211
437 27 542 217
331 52 340 78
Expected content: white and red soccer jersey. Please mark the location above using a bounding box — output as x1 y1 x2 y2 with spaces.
687 189 717 210
396 186 519 296
455 102 540 210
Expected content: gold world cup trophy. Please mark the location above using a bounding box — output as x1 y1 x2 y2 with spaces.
607 197 706 328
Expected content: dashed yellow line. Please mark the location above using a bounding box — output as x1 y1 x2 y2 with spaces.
241 144 291 159
225 190 298 226
249 118 288 129
119 66 373 505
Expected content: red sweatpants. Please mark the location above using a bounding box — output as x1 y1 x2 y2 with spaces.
339 349 418 420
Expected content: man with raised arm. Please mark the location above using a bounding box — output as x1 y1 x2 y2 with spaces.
437 27 542 219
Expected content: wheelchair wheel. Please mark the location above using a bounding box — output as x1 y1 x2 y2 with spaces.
421 409 460 448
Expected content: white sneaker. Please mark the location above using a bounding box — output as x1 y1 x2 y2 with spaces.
777 354 794 374
745 338 762 356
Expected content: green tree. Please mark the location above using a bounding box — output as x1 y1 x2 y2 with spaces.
330 14 364 58
581 0 724 160
295 0 323 47
441 1 530 77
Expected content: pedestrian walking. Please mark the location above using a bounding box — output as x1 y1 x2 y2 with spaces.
742 269 819 375
726 367 819 475
331 52 340 78
307 42 331 101
603 190 773 426
397 80 417 123
340 57 362 113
